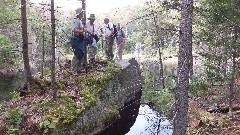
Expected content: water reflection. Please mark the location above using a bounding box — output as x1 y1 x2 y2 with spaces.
98 96 141 135
127 105 173 135
99 103 173 135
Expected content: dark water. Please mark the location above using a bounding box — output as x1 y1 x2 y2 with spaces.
0 75 21 101
126 105 173 135
98 105 173 135
99 99 173 135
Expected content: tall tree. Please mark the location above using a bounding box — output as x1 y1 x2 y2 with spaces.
21 0 33 87
197 0 240 118
173 0 193 134
51 0 56 100
229 27 237 119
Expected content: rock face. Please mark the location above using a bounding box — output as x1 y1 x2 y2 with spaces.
54 58 142 135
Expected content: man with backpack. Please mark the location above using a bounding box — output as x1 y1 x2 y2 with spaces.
70 8 89 75
103 17 115 60
114 23 126 61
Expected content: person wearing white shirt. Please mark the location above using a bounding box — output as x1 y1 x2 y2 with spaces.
71 8 85 75
85 14 99 67
103 17 114 60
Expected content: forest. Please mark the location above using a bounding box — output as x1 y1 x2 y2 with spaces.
0 0 240 135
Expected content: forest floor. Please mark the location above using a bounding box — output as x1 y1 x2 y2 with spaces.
187 84 240 135
0 60 111 134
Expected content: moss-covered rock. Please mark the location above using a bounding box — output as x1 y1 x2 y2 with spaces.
34 62 122 134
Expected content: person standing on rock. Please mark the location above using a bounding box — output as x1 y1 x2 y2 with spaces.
70 8 87 75
114 22 126 61
85 14 99 67
103 17 114 60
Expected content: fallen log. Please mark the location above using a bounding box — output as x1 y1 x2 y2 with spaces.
207 105 240 113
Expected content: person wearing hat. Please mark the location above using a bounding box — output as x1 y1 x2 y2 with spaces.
70 7 87 75
103 17 115 60
85 14 99 67
114 22 126 61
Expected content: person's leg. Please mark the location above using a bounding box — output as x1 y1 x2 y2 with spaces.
108 38 114 59
114 44 119 61
88 45 93 66
104 41 109 59
93 47 97 65
119 44 123 60
72 54 81 74
88 45 97 67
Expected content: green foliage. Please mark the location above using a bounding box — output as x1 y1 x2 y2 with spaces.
189 77 210 97
3 108 22 135
39 115 59 134
145 89 174 112
55 80 66 89
0 34 20 65
0 0 21 68
141 69 175 112
39 95 78 128
43 67 51 75
27 3 73 59
196 0 240 85
0 0 20 29
76 62 121 107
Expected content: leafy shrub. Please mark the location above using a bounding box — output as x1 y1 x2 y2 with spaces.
4 108 22 135
189 77 210 97
0 34 20 65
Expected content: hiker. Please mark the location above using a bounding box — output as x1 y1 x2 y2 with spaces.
70 8 86 75
85 14 99 67
103 17 114 60
114 22 126 61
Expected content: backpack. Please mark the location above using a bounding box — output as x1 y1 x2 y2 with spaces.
107 23 118 37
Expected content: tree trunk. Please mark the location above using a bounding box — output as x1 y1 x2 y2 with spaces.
173 0 193 135
41 26 45 79
153 15 165 89
21 0 32 87
229 26 238 119
51 0 56 100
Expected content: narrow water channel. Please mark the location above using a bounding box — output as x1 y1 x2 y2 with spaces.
99 59 175 135
98 100 173 135
126 105 173 135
